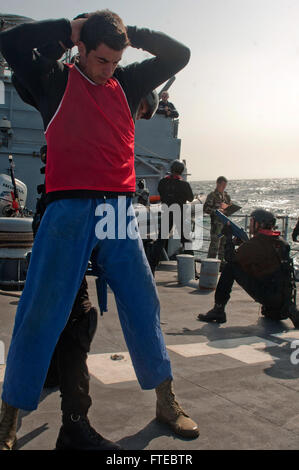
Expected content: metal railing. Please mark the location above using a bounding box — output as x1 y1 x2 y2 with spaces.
197 213 299 257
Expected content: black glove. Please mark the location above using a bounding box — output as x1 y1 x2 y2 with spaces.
292 220 299 242
233 236 243 246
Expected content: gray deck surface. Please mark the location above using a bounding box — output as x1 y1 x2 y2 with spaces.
1 261 299 450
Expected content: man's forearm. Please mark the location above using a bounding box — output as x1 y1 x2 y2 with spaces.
118 27 190 118
127 26 190 73
0 19 72 70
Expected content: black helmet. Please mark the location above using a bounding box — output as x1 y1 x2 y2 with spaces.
170 160 185 175
137 179 145 189
141 90 159 119
250 209 276 228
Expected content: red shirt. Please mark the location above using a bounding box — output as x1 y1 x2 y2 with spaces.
45 65 135 193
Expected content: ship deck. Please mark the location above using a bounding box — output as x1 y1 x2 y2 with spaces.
1 261 299 450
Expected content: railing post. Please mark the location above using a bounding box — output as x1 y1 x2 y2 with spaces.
245 215 248 233
284 216 289 240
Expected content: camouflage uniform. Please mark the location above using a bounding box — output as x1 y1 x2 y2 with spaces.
203 189 231 261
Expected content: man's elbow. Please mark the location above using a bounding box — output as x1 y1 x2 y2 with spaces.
179 45 191 68
0 30 16 63
0 32 6 57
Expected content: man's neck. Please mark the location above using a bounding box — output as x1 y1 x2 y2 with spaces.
75 64 98 86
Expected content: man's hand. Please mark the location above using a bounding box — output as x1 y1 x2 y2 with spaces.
220 202 229 211
71 17 89 45
218 202 229 213
232 236 243 246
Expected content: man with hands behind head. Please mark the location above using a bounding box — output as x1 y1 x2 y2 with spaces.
0 10 198 450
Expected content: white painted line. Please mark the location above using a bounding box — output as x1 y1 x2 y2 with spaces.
167 336 277 358
271 332 299 342
220 345 279 364
167 336 279 364
87 352 137 384
208 336 277 349
0 365 5 383
167 342 222 357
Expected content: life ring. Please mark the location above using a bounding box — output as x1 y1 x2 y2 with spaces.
0 217 33 290
149 195 161 203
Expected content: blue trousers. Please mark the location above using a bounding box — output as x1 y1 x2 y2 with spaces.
2 198 172 410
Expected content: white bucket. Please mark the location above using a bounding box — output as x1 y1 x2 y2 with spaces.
199 258 221 290
177 254 195 285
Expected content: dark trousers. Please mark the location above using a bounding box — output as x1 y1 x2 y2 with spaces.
215 261 283 309
149 210 193 273
208 220 226 261
45 277 97 416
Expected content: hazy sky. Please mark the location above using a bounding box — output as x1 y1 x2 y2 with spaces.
3 0 299 180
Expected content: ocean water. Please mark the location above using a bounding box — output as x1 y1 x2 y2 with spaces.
190 178 299 262
191 178 299 218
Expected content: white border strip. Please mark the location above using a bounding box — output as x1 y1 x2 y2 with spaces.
45 88 68 135
74 64 97 86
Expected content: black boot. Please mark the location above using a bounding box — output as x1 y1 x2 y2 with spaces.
197 304 227 323
55 414 123 450
261 305 288 321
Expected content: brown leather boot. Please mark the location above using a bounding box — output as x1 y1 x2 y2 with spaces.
155 379 199 439
0 401 18 450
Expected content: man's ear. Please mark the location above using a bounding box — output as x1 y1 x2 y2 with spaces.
77 41 87 58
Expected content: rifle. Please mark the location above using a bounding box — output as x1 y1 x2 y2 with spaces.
215 209 249 242
8 154 22 215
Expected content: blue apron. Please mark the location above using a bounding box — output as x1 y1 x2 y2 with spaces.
2 198 172 410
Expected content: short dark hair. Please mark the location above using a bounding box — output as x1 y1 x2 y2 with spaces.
216 176 228 184
170 160 185 175
80 10 130 54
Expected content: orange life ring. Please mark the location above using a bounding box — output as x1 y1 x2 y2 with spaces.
149 195 161 203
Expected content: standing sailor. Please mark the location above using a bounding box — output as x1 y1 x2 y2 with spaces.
204 176 231 268
149 160 194 275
